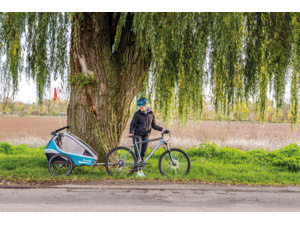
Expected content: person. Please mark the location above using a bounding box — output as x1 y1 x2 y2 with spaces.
129 97 164 177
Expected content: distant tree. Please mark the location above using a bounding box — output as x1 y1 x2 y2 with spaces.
14 102 25 115
266 101 276 123
0 77 14 114
31 111 40 116
43 87 55 115
233 101 250 121
1 97 14 114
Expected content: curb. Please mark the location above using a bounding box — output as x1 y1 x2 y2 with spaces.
2 183 300 193
49 184 300 193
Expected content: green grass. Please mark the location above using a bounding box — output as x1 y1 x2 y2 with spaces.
1 141 300 185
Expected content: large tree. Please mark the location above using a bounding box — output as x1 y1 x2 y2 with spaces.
1 12 300 160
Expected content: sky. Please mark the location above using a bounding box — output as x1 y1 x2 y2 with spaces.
14 76 37 103
14 74 63 104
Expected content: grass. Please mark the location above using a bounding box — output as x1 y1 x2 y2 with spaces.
1 141 300 185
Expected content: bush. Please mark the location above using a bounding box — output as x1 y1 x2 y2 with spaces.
186 141 300 172
187 141 249 160
0 142 44 156
0 142 15 154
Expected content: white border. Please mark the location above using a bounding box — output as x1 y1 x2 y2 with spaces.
1 0 300 12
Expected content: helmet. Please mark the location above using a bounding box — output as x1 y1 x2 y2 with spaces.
137 97 148 107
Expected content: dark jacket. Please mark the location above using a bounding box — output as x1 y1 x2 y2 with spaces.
130 109 163 136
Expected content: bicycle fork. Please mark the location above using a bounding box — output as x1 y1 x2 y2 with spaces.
165 142 176 166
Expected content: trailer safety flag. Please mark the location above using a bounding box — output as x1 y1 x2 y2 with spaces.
54 88 57 101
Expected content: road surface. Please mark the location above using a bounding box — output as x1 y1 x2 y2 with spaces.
1 184 300 211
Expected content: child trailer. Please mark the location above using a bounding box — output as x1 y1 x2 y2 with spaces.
45 126 99 176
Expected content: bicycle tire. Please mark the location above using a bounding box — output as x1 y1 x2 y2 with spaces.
48 154 74 177
159 148 191 177
105 147 137 176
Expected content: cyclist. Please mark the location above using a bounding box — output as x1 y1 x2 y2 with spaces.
129 97 164 177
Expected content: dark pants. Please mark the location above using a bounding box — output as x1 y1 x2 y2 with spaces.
133 135 149 161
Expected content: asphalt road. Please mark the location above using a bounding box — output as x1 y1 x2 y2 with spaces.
1 184 300 212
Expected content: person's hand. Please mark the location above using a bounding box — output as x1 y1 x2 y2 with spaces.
128 133 133 137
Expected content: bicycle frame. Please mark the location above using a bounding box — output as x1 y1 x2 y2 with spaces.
105 130 191 177
125 134 171 163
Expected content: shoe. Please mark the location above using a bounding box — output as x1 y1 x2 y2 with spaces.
136 172 144 178
140 171 146 177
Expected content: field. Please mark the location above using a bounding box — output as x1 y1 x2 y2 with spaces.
1 116 300 150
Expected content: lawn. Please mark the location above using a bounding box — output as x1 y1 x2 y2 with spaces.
1 141 300 185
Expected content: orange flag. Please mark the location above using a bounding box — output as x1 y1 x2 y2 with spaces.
54 88 57 101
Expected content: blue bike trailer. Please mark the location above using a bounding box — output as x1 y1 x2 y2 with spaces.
45 126 98 166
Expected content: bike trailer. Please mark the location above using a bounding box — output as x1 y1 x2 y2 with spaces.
44 126 98 166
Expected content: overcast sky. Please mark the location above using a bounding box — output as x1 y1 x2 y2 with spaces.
14 74 62 104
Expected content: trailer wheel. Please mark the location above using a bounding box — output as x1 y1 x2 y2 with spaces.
48 154 74 177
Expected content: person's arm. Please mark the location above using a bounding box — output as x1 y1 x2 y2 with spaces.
151 114 163 131
129 112 138 135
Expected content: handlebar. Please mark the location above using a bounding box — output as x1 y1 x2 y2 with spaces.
162 129 170 135
51 126 70 135
129 130 170 139
129 130 171 144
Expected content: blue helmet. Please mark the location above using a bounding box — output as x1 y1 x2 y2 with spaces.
137 97 148 107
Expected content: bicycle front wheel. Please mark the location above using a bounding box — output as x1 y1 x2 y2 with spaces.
159 148 191 177
105 147 137 176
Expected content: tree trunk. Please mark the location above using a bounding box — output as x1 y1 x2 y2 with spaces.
67 13 151 161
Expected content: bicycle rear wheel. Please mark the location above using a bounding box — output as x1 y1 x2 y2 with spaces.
105 147 137 176
159 148 191 177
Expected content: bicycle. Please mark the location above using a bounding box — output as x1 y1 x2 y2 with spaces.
105 129 191 177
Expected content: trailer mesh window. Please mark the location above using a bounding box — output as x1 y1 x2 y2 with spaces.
60 135 85 155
